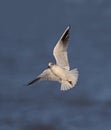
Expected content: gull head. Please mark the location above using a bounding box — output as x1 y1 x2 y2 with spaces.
48 62 54 68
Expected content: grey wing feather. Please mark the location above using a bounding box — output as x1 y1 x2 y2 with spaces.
27 69 60 86
53 26 70 70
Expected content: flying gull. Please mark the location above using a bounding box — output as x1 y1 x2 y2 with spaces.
27 26 78 91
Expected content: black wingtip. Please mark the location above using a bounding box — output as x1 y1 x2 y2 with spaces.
61 25 70 42
67 25 71 30
26 77 41 86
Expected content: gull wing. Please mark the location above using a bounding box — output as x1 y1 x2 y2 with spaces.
27 69 60 86
53 26 70 70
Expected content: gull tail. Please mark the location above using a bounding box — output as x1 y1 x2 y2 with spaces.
61 68 79 91
70 68 78 86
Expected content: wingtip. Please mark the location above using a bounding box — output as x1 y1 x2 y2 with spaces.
26 77 41 86
65 25 70 34
61 25 70 42
25 81 33 86
26 82 33 86
66 25 71 30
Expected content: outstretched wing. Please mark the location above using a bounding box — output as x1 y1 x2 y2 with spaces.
53 26 70 70
27 69 60 86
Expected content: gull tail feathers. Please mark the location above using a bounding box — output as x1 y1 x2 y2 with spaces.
61 81 73 91
70 68 79 87
60 68 78 91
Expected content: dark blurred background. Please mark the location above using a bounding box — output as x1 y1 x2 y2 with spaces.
0 0 111 130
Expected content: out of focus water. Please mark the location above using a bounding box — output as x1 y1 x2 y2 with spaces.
0 0 111 130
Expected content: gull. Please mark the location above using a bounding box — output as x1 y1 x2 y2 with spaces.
27 26 78 91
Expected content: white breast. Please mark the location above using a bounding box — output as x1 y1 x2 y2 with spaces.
51 65 67 80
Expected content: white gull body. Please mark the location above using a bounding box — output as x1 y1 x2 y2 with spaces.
27 26 78 91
